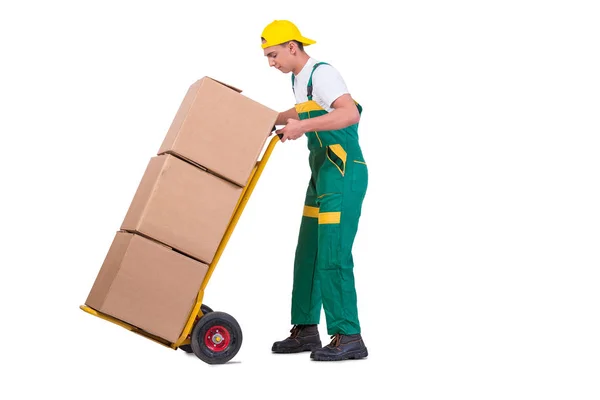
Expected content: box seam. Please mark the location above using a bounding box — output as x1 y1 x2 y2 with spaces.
173 82 202 149
98 233 131 310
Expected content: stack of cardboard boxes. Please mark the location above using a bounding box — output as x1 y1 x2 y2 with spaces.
85 77 278 343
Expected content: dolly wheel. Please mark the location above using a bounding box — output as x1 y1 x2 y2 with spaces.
191 312 242 364
200 304 213 315
179 304 214 353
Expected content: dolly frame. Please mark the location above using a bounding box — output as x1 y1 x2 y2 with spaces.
80 134 281 351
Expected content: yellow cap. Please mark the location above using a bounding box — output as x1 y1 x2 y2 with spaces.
261 20 316 49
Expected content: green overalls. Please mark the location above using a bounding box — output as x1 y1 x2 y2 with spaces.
290 62 368 335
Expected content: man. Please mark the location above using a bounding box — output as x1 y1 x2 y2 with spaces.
262 20 369 361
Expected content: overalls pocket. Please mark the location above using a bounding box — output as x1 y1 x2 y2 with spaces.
316 192 343 271
352 159 368 193
317 145 345 195
326 144 347 176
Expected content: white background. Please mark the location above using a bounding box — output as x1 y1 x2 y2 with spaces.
1 1 599 399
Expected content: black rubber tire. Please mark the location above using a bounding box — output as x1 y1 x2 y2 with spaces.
179 344 193 353
179 304 214 353
191 311 243 364
200 304 213 315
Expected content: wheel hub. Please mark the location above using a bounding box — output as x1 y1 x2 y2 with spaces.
204 325 231 352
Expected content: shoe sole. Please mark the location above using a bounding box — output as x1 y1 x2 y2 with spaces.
310 348 368 361
272 343 322 354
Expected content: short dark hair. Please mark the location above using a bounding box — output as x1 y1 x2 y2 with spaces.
261 37 304 52
282 40 304 51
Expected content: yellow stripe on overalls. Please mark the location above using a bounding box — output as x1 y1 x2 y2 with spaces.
303 207 341 224
294 101 325 147
318 212 341 224
303 205 319 218
295 100 324 113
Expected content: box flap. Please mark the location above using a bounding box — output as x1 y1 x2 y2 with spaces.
205 77 242 93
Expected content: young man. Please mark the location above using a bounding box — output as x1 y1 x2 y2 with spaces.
261 20 369 361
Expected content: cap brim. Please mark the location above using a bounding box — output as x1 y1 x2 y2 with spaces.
261 37 316 49
299 36 316 46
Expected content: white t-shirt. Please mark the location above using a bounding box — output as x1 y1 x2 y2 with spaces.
292 58 349 112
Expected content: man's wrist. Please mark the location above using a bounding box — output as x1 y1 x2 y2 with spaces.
276 113 285 125
299 119 310 132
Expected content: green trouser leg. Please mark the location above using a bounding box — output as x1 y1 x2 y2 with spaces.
290 145 368 335
291 179 322 325
316 148 367 336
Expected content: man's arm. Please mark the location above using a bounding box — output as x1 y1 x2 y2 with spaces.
276 107 299 125
299 94 359 132
276 94 360 142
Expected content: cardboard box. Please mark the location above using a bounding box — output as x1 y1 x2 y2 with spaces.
86 231 208 343
158 77 278 187
121 153 243 264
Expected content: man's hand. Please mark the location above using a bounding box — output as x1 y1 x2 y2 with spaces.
276 118 306 143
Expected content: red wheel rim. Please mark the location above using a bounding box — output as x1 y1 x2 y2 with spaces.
204 325 231 352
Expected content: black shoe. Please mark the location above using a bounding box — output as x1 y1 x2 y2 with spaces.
272 324 322 353
310 333 368 361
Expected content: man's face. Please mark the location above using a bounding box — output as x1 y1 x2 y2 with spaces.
263 42 294 74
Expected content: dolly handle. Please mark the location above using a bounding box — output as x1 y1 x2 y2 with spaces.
271 125 284 140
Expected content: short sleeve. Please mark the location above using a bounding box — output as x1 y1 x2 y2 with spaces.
312 65 350 108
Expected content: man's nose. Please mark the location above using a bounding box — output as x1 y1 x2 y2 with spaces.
269 59 276 67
